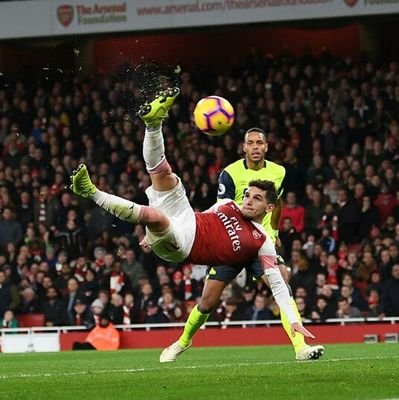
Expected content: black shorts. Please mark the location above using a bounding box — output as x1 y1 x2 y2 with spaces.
206 260 264 283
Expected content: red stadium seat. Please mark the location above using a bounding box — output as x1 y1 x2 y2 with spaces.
17 314 45 327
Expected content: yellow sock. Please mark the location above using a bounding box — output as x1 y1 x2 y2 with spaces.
280 297 306 353
178 305 210 348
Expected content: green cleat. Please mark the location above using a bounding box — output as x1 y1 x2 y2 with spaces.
70 164 96 199
138 87 180 128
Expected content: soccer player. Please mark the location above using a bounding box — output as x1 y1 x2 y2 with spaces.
213 127 324 360
70 88 315 362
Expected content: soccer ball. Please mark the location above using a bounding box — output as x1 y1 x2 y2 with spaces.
193 96 235 136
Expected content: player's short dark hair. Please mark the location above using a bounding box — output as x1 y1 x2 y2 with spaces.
248 179 277 204
244 127 266 142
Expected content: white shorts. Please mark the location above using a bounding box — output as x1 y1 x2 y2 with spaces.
145 176 196 263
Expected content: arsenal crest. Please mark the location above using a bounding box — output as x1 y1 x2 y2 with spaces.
57 5 74 27
344 0 358 7
252 230 262 240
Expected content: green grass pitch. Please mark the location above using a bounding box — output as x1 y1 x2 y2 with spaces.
1 343 398 400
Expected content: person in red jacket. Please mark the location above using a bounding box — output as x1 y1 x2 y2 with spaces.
280 192 305 233
374 184 396 225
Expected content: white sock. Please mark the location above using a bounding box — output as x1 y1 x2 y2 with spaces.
143 125 165 171
92 190 142 223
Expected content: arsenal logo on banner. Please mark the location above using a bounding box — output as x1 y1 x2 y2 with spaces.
344 0 358 7
57 5 74 27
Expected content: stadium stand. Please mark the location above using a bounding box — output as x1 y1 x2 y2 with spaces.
0 48 399 327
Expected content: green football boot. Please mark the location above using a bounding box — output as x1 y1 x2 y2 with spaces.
138 87 180 128
70 164 96 198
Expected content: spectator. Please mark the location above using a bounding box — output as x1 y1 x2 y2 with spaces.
295 297 309 319
18 287 40 314
70 297 95 328
33 186 59 229
341 273 367 310
63 277 81 321
90 298 105 325
289 251 314 294
109 293 124 324
158 290 184 322
175 264 200 301
55 218 85 259
213 297 243 325
121 292 141 325
243 293 274 321
0 208 23 251
17 191 34 231
380 264 399 317
121 248 147 293
102 262 131 296
358 196 380 240
97 289 112 317
279 217 299 260
310 295 335 322
375 184 396 223
42 286 68 327
143 299 169 324
367 289 380 317
336 297 362 318
318 226 336 253
304 189 324 234
0 269 20 316
239 284 256 312
367 271 384 296
1 309 19 329
336 188 360 244
280 192 305 233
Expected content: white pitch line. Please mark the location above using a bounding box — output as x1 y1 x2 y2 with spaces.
1 355 399 380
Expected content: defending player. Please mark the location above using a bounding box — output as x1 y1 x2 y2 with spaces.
70 88 315 362
213 128 324 360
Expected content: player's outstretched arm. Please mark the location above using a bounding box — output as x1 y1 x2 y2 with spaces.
260 254 315 339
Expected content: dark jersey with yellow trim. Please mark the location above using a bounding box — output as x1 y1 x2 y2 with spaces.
217 159 286 240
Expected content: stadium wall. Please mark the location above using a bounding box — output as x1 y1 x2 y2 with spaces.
0 24 361 76
59 323 399 350
93 25 361 74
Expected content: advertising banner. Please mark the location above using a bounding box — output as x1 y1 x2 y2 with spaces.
0 0 398 39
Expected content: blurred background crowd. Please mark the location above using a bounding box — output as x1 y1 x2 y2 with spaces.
1 48 399 330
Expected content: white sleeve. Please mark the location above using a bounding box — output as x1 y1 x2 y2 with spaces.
258 238 299 324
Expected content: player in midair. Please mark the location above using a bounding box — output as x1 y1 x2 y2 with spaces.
70 88 315 362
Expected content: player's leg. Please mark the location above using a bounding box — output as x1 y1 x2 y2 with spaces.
277 263 324 360
138 87 180 192
70 164 170 233
177 278 227 347
159 266 237 363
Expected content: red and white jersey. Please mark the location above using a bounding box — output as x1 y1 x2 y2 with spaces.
186 199 276 268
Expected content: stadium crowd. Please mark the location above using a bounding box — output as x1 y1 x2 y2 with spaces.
0 48 399 330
